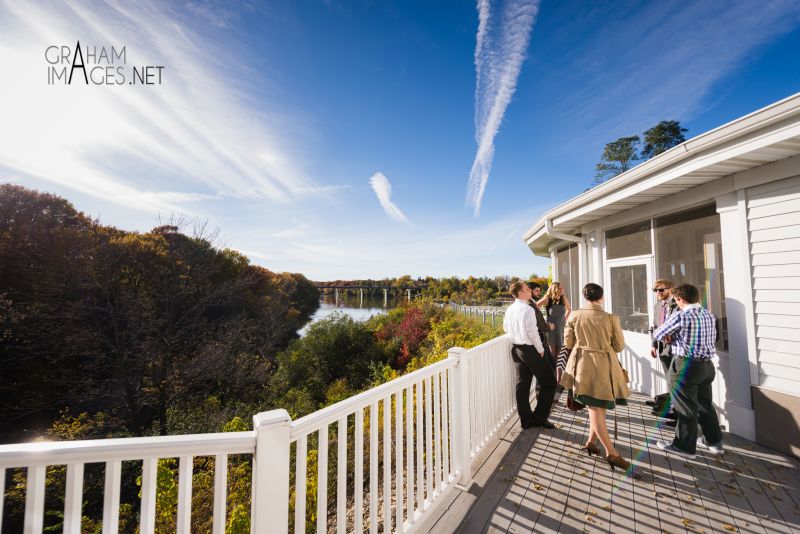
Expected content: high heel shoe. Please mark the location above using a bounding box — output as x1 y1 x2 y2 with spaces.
581 442 601 456
606 454 631 471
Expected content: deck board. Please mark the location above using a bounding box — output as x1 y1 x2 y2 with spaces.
422 392 800 534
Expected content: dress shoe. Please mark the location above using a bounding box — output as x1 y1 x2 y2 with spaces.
606 454 631 471
645 400 657 407
531 417 555 429
663 419 677 428
651 407 674 417
581 442 601 456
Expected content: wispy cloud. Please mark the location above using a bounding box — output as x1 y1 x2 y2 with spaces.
0 0 318 215
369 172 411 225
467 0 540 216
549 1 800 147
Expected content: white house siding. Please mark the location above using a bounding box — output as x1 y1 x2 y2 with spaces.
747 174 800 396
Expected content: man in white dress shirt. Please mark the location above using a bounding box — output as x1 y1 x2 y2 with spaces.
503 280 556 429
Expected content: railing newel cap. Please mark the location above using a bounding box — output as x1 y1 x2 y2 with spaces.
253 409 291 430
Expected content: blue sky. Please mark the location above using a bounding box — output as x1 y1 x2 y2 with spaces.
2 0 800 280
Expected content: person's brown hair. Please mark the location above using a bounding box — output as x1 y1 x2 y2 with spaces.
672 283 700 304
653 279 673 289
582 283 604 302
509 280 527 298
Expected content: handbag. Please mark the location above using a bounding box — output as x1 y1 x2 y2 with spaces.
566 394 585 412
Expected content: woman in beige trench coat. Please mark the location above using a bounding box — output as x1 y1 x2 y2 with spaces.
560 283 631 472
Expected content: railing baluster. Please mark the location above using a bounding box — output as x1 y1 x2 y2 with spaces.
394 390 403 530
295 439 307 534
433 372 442 493
317 427 328 534
369 402 378 534
405 385 414 526
415 380 424 512
468 357 477 453
337 417 347 534
354 408 364 534
382 395 391 534
490 352 496 429
0 467 5 532
425 376 433 501
442 369 450 483
213 454 228 534
140 458 157 534
102 460 120 534
177 456 193 534
23 464 46 534
64 463 84 534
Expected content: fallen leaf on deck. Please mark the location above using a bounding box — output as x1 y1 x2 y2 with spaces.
681 518 694 526
722 524 736 532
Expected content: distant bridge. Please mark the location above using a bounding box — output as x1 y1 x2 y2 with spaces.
314 284 426 290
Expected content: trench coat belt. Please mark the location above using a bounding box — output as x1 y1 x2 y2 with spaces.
572 345 614 352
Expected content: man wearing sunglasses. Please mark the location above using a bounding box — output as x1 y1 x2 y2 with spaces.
648 279 678 423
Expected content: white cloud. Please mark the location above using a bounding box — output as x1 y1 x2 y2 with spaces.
0 0 318 215
368 172 411 225
467 0 540 216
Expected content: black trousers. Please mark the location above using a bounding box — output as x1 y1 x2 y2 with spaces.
667 357 723 454
511 344 556 425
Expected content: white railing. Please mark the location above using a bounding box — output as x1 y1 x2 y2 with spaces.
0 334 516 534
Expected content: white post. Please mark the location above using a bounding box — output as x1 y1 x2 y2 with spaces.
447 347 472 487
407 288 411 301
383 288 388 307
251 409 292 534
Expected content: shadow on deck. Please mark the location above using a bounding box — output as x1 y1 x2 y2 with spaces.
422 392 800 533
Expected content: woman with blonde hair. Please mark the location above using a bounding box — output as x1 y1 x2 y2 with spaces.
536 281 571 380
560 283 631 472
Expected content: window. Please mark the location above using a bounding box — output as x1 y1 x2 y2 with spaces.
655 205 727 350
610 264 649 334
606 220 652 259
556 243 580 306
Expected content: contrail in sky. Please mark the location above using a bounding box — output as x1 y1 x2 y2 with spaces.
369 172 411 225
467 0 539 216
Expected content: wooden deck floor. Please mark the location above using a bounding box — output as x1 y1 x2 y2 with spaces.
422 392 800 533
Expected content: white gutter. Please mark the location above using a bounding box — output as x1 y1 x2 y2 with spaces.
545 218 584 245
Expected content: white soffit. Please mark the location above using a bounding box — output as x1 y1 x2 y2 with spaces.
525 92 800 257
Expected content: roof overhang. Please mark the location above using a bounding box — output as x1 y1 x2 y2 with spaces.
524 92 800 257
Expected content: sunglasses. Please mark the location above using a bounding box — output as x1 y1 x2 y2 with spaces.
652 288 668 293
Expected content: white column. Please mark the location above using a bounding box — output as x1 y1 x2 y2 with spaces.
716 192 756 440
578 239 588 291
251 409 292 533
447 347 472 487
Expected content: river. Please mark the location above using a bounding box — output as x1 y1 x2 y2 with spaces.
299 291 403 335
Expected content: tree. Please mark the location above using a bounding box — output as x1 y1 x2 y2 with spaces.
594 136 641 185
641 120 687 159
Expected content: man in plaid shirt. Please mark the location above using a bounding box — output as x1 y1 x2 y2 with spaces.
653 283 724 459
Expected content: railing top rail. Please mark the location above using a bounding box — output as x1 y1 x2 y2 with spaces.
0 431 256 467
461 334 510 358
290 358 455 439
